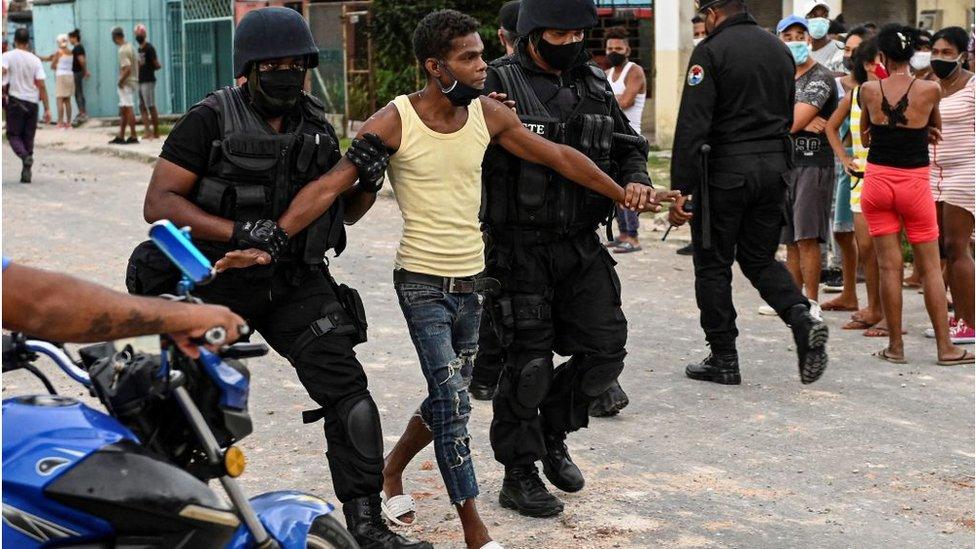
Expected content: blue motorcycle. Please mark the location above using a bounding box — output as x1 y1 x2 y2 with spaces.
2 221 359 548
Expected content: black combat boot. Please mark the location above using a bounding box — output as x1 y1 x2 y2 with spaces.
541 432 584 492
785 304 829 384
589 379 630 417
468 377 497 401
342 495 433 549
499 465 564 517
685 352 741 385
20 155 32 184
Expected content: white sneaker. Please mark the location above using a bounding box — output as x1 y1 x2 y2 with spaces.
808 300 823 321
758 305 777 316
925 327 936 338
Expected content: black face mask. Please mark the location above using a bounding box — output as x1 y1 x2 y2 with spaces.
437 62 482 107
842 56 854 72
607 51 627 67
536 37 584 71
248 66 305 118
930 57 961 80
135 36 146 45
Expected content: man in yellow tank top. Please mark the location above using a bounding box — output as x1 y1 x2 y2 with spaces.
217 10 675 547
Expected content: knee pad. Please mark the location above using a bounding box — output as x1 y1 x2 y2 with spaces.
335 393 383 462
514 356 553 411
578 358 624 397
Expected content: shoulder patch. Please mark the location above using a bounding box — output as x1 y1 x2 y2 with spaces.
688 64 705 87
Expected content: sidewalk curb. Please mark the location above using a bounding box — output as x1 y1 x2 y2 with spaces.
83 145 159 164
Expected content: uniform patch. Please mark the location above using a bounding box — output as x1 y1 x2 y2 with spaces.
688 64 705 86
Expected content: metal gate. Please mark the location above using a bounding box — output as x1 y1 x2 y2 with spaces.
179 0 234 109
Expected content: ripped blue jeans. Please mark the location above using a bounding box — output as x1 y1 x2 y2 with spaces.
395 282 481 504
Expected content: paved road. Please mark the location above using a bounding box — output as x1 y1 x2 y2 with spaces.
3 146 974 548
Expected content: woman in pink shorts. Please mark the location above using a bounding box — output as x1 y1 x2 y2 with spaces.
859 24 973 366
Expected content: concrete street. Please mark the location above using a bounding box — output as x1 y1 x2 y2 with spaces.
3 143 974 548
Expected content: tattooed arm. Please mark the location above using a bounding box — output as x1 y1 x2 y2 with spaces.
2 263 245 357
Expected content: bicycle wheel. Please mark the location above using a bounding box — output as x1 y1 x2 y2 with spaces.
306 514 360 549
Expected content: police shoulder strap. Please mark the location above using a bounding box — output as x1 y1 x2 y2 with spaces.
493 64 550 119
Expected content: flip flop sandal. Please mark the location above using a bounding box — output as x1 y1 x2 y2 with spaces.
381 494 417 526
902 281 922 289
863 327 907 337
937 350 976 366
604 238 622 248
842 319 875 330
821 302 859 312
872 348 907 364
480 542 505 549
613 242 642 254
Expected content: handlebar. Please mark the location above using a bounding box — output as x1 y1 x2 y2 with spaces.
22 339 92 387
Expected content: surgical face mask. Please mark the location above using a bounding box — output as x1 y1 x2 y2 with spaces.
248 66 306 117
930 55 962 79
807 17 830 40
693 37 704 47
607 51 627 67
786 41 810 65
536 36 584 71
910 51 931 71
437 62 482 107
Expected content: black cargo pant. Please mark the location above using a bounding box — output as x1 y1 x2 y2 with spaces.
126 249 383 503
471 304 505 389
487 230 627 466
691 152 808 354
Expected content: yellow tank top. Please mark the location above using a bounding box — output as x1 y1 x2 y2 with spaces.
387 95 491 277
850 86 869 180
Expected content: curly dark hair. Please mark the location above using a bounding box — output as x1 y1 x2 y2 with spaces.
877 23 917 63
851 37 879 84
413 9 481 71
604 26 629 41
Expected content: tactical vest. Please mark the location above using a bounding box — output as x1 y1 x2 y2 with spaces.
192 86 345 264
482 60 619 236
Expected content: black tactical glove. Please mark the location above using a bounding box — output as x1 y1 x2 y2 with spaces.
230 219 289 260
346 133 390 193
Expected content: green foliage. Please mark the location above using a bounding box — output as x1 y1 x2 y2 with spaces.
371 0 507 104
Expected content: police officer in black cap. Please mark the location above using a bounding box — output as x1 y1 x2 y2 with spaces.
667 0 829 386
125 8 430 548
480 0 675 517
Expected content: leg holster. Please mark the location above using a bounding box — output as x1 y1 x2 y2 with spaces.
288 300 359 363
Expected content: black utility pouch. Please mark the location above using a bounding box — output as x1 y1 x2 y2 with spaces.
336 284 368 344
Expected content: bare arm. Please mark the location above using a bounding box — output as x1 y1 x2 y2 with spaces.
143 158 235 242
482 97 625 204
342 184 378 225
615 66 646 109
278 104 402 236
824 94 853 163
2 263 244 353
791 102 824 133
77 54 87 73
35 79 50 115
119 65 132 85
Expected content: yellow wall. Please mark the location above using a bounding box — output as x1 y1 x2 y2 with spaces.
916 0 975 29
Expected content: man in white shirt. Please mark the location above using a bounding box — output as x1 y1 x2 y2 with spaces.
801 0 844 74
2 28 51 183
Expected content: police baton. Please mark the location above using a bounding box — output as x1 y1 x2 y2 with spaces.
661 197 694 241
699 144 712 250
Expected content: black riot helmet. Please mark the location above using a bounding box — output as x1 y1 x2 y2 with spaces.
516 0 598 36
234 7 319 78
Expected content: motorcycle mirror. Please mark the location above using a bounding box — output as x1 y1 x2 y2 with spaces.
149 220 215 286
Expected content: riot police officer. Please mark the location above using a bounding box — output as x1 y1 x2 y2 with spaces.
125 8 429 549
481 0 670 517
668 0 829 386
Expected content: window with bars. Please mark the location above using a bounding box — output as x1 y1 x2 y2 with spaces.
183 0 233 22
